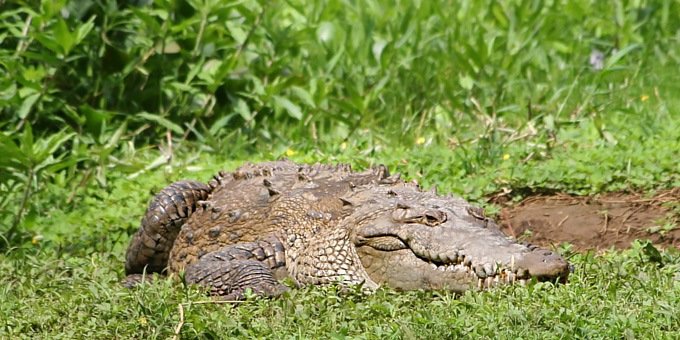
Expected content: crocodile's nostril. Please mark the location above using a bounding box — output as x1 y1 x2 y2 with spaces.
515 247 571 282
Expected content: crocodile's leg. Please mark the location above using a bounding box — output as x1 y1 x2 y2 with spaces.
124 180 211 286
184 235 290 300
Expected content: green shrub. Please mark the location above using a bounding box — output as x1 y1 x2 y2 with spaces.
1 0 679 243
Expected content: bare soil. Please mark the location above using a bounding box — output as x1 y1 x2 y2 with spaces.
494 189 680 251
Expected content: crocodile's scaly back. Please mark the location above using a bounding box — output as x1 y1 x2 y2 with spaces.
168 160 390 273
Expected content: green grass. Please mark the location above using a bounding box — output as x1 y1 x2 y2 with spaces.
2 240 679 338
2 142 679 338
1 0 680 338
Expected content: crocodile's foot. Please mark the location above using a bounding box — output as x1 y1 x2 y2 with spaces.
181 237 290 300
185 259 289 300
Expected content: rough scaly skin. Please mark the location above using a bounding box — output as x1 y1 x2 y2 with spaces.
124 180 211 275
124 160 570 298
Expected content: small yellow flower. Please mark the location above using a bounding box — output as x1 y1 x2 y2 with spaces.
31 235 43 245
640 95 649 102
416 137 425 145
340 142 347 150
138 317 148 326
285 148 297 157
502 154 510 161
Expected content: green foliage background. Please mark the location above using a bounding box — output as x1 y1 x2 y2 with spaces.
1 0 679 337
2 0 680 236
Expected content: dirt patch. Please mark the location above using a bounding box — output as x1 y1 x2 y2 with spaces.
495 189 679 251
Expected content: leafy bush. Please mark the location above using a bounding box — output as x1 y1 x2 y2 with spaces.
1 0 679 243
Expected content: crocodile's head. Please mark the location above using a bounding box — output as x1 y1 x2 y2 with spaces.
348 185 570 292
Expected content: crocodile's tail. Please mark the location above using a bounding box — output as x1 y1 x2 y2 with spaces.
124 180 211 276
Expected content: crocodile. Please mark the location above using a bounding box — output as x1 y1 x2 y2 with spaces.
124 160 570 299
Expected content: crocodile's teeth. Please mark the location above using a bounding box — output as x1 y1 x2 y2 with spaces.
484 263 495 277
444 250 458 264
477 278 483 289
474 264 487 278
519 279 527 286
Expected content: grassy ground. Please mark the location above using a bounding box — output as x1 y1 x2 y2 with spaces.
2 245 678 338
2 137 679 338
1 0 680 338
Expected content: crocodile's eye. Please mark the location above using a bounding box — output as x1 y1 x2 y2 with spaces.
423 210 447 225
391 203 447 226
466 206 489 227
466 206 487 220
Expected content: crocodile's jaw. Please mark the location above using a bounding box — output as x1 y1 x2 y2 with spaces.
356 243 570 292
353 217 571 292
358 246 480 291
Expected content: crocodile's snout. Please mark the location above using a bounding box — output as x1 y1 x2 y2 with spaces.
515 248 570 282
